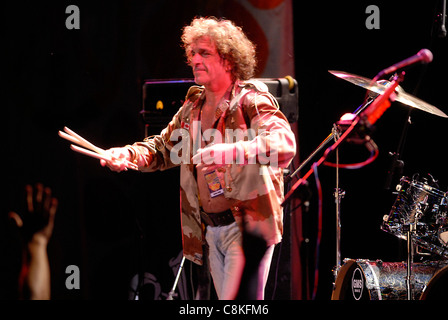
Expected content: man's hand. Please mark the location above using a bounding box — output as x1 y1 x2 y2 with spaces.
192 143 246 166
192 143 235 165
100 147 132 172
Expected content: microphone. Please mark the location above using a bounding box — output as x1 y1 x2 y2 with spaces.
361 73 404 127
376 49 433 79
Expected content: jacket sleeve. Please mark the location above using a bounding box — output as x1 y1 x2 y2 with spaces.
239 84 297 169
128 86 202 172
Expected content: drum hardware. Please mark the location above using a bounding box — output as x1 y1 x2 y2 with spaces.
333 186 345 280
405 223 415 299
382 175 448 259
333 125 345 280
416 245 433 256
381 174 448 299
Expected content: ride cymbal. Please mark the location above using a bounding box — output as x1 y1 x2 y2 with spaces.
329 70 447 118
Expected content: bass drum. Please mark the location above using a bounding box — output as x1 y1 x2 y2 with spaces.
420 264 448 299
332 259 446 300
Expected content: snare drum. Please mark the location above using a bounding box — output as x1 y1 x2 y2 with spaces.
332 259 446 300
381 176 448 257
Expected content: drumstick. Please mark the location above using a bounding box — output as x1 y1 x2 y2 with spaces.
63 127 107 156
70 145 138 170
59 127 138 170
70 144 111 162
59 129 107 157
59 130 83 146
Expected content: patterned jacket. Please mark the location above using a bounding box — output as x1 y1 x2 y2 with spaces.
128 80 296 265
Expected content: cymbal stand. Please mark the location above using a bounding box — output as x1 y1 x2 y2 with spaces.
404 223 415 300
332 125 345 280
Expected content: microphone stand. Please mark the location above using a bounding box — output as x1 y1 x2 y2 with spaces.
167 256 186 300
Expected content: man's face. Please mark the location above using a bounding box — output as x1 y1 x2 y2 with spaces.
189 37 231 88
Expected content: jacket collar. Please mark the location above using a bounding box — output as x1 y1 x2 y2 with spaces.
192 81 241 123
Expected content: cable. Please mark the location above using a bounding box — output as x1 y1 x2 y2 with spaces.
323 139 379 169
311 163 323 300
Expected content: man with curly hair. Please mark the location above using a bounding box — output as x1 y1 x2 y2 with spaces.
101 17 296 300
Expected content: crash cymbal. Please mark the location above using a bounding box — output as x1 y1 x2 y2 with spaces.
329 70 447 118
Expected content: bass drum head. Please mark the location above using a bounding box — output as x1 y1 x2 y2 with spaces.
331 259 371 300
420 264 448 300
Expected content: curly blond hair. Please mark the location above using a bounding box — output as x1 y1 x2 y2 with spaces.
181 17 257 81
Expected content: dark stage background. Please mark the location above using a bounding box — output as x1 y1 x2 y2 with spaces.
3 0 448 300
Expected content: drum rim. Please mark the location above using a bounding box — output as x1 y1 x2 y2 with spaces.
420 263 448 300
332 259 356 300
331 259 372 300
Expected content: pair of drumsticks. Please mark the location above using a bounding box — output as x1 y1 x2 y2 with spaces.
58 127 138 170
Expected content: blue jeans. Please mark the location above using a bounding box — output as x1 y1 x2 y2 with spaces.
205 222 275 299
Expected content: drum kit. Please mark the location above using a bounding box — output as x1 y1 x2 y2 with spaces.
304 68 448 300
332 172 448 300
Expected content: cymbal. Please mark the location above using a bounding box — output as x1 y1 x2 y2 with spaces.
329 70 447 118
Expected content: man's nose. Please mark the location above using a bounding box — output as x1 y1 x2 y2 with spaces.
191 53 202 64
